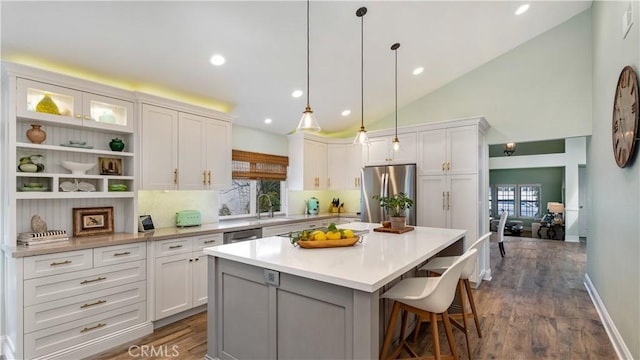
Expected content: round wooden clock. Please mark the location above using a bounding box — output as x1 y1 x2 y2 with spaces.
612 66 639 168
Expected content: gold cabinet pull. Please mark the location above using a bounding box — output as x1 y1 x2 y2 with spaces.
50 260 72 266
446 191 451 210
447 161 451 171
84 115 91 120
203 170 207 185
80 323 106 333
203 239 217 244
173 169 178 185
442 192 446 210
80 276 107 285
441 162 445 171
169 244 183 249
113 251 131 257
207 170 212 185
75 114 82 119
80 300 107 309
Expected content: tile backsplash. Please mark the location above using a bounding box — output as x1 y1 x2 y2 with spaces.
138 190 219 228
287 190 360 215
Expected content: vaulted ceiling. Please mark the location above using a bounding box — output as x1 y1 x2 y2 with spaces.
1 1 592 136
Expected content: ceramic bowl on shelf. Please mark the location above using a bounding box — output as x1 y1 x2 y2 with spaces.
24 182 44 188
60 160 95 175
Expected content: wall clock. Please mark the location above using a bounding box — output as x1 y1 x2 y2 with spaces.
612 66 639 168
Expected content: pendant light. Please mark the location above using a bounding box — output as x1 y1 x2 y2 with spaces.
391 42 400 152
353 6 369 145
296 0 321 132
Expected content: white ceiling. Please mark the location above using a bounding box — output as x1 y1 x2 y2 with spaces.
1 1 591 137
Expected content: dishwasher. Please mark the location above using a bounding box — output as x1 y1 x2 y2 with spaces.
223 227 263 244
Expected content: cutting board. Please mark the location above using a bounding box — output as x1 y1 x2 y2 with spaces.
373 226 415 234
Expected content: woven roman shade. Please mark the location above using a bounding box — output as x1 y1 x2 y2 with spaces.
232 150 289 181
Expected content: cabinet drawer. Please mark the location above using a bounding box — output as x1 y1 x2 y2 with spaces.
154 237 192 256
24 260 146 306
24 280 146 333
24 302 146 359
94 242 146 267
193 233 223 252
23 249 93 279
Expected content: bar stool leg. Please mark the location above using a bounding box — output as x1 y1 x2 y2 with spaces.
380 301 401 360
441 310 458 360
457 280 473 360
464 278 482 338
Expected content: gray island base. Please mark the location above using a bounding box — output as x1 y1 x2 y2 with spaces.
204 222 466 359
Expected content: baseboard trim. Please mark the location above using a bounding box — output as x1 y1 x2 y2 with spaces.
565 235 579 243
584 273 633 360
153 305 207 329
33 322 153 360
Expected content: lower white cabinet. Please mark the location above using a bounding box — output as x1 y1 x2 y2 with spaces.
153 233 222 320
21 243 148 359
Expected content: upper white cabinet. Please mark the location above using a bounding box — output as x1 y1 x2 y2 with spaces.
18 78 134 133
364 133 417 166
327 143 363 190
417 126 477 176
288 134 328 190
140 102 231 190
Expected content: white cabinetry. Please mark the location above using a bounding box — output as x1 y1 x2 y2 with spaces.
364 133 417 166
20 244 148 359
140 100 231 190
417 126 477 176
327 143 363 190
262 219 336 237
153 234 222 320
416 118 489 286
288 134 328 190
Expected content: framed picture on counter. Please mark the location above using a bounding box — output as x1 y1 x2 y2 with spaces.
72 207 114 237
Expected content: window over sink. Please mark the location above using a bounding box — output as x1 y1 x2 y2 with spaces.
219 180 284 218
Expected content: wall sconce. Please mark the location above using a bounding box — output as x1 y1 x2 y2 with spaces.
503 142 516 156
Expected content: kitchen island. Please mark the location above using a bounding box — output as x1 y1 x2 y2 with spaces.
203 222 467 360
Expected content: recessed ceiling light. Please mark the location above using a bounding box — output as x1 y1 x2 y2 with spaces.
210 54 225 66
292 90 303 98
515 4 529 15
264 118 272 124
341 110 351 117
412 67 424 75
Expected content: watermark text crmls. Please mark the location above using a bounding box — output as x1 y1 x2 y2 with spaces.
128 344 180 357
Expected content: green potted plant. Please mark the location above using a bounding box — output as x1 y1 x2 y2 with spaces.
373 192 414 229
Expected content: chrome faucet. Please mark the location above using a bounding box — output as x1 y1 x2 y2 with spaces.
257 193 274 220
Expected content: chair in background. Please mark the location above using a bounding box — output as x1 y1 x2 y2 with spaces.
497 211 508 257
379 249 477 360
415 233 491 359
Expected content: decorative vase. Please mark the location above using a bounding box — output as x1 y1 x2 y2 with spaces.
389 216 406 230
26 124 47 144
35 93 60 115
109 138 125 151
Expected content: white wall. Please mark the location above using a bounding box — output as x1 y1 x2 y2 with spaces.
589 1 639 358
367 9 593 145
232 124 288 156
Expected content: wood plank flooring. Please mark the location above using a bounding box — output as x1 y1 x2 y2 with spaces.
93 234 617 359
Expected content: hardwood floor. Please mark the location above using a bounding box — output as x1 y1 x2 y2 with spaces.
94 234 616 359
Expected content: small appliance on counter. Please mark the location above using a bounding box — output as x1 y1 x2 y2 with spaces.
305 197 319 215
176 210 202 227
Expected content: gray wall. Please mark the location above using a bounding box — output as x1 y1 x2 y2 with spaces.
589 1 639 358
367 9 593 145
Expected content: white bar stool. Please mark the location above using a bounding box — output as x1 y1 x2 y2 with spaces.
414 232 491 359
379 248 477 360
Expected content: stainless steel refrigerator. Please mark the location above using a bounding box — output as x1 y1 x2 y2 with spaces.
360 164 417 225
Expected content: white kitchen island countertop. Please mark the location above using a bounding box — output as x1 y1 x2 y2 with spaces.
203 222 466 292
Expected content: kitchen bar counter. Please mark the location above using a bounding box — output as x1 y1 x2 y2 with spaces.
204 223 466 359
4 213 359 258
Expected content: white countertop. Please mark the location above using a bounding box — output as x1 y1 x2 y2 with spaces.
203 222 466 293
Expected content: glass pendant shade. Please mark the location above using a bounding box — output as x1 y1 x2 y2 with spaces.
353 126 369 145
393 137 400 152
297 105 321 132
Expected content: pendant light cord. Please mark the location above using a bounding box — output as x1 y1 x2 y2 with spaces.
306 0 310 108
360 10 364 129
391 42 400 142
